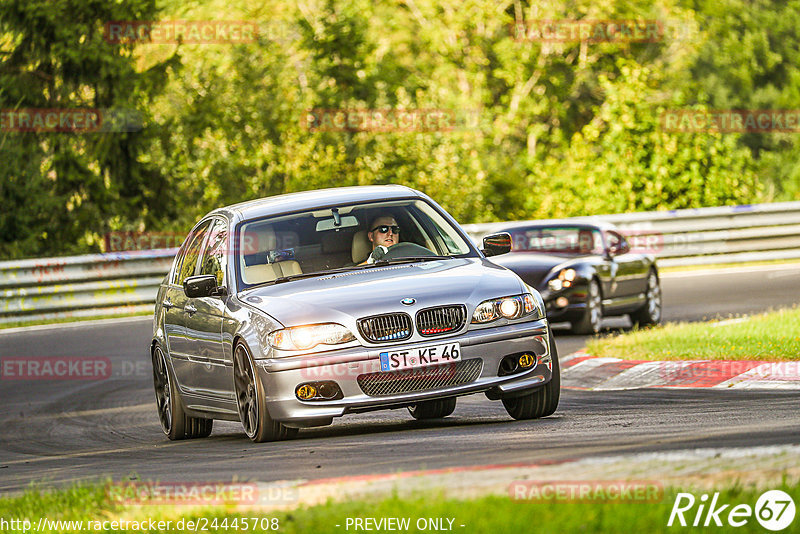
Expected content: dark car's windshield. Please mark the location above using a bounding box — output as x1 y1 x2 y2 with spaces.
236 198 475 289
508 226 604 255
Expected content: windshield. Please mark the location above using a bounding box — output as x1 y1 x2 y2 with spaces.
509 226 604 255
236 198 476 288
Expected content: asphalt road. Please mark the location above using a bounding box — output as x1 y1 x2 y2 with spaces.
0 263 798 493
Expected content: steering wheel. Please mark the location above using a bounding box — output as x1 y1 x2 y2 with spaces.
382 242 437 260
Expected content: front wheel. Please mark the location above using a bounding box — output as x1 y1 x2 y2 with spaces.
233 343 297 443
408 397 457 420
152 345 213 440
570 278 603 335
630 270 662 327
502 335 560 420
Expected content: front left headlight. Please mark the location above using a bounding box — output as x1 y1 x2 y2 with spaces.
267 323 356 351
471 293 543 324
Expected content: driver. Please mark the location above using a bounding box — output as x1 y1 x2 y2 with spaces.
362 215 401 264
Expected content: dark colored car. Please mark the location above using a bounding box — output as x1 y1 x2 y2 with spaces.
488 221 661 334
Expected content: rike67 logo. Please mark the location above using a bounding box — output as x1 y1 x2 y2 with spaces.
668 490 796 530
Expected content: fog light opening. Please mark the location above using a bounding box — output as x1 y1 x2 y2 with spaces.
296 384 317 400
318 382 338 399
499 356 519 376
296 381 343 401
518 353 535 369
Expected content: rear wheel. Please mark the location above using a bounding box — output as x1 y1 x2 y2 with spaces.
571 278 602 335
233 342 297 443
152 345 213 440
502 335 560 420
630 270 662 327
408 397 457 420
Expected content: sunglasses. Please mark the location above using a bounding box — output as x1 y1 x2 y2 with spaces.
371 225 401 234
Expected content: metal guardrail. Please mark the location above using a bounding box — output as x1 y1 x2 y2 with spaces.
2 201 799 324
463 201 800 267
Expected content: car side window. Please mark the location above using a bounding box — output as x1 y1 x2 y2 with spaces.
199 218 228 287
173 220 211 285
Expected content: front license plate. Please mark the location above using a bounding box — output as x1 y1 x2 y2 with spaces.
379 342 461 372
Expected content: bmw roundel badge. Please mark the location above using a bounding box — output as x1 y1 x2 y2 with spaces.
401 298 416 306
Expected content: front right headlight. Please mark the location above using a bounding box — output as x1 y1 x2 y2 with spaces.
471 293 543 324
548 268 577 292
267 323 356 351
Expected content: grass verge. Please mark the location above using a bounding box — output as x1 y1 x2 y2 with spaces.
587 307 800 361
659 258 800 273
0 480 797 533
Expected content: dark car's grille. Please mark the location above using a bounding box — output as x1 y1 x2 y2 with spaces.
416 305 466 336
357 359 483 397
357 313 413 343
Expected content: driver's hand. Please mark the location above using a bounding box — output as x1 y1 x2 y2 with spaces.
365 245 389 264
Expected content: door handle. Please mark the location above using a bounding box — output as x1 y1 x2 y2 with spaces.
185 304 197 315
162 299 174 310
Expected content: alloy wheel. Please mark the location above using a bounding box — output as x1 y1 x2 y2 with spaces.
647 272 662 322
153 346 172 434
234 345 259 439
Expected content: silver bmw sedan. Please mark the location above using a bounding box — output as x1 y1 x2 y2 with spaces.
150 185 559 442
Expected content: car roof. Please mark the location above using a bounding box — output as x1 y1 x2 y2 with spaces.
207 185 423 223
496 218 619 232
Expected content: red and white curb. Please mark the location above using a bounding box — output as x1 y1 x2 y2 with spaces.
561 351 800 390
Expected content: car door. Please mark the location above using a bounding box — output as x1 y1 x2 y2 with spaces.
168 219 215 396
181 217 232 399
605 230 647 309
165 220 211 362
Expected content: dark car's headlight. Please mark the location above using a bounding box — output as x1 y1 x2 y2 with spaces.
471 293 543 324
547 268 577 292
267 323 356 351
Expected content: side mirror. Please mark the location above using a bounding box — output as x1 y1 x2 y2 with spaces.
184 275 225 298
607 242 630 258
481 232 512 257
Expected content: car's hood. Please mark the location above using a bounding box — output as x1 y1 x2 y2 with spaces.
239 258 524 327
489 252 594 288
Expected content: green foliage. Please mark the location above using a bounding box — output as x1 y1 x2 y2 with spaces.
2 0 796 259
0 0 175 258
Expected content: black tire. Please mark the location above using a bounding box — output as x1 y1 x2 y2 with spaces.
502 335 560 420
630 269 662 327
233 342 298 443
571 278 602 335
408 397 457 420
152 345 213 440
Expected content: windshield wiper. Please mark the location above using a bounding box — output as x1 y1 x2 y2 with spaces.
262 257 453 286
371 255 452 266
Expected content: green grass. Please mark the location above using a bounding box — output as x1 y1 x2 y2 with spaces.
659 258 800 273
1 480 798 533
588 307 800 361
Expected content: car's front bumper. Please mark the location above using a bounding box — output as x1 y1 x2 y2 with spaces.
254 319 553 426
